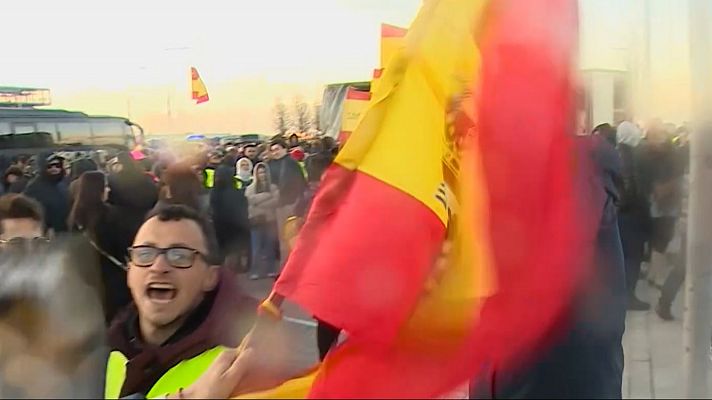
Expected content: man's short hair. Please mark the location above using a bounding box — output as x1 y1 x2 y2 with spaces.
0 194 44 223
144 204 221 265
270 138 288 150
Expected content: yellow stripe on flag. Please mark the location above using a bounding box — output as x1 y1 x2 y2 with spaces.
337 0 488 226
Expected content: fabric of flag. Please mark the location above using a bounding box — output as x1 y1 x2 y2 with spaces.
191 67 209 104
274 0 492 397
272 0 592 398
465 0 596 379
370 68 383 95
379 23 407 68
338 87 371 145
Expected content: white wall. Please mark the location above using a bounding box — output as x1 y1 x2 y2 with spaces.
579 0 694 124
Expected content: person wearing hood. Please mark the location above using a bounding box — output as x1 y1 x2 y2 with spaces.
236 157 254 189
104 205 259 399
23 153 70 234
616 121 651 311
108 152 159 215
245 163 280 280
210 165 250 273
106 153 159 267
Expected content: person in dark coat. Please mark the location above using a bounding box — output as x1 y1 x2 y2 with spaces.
68 157 99 203
471 134 627 399
210 165 250 273
23 153 70 234
267 138 307 264
2 166 29 194
107 152 159 245
616 121 651 310
635 126 686 290
68 171 133 324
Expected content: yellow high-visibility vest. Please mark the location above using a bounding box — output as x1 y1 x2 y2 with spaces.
298 161 308 180
204 168 216 189
105 346 315 399
105 346 225 399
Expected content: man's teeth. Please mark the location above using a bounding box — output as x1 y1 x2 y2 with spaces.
148 283 175 290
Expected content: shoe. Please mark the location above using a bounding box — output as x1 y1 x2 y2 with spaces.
267 272 279 279
249 274 260 280
656 302 674 321
627 297 651 311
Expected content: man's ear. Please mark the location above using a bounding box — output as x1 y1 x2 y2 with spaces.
202 265 220 292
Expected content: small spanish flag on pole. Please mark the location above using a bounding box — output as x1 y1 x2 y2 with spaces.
379 23 407 68
191 67 209 104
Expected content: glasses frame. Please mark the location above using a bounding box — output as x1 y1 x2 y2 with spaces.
127 245 206 269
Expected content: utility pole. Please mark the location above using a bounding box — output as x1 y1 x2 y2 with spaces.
683 0 712 397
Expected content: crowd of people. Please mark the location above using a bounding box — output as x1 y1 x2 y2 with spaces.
0 120 692 398
0 133 336 323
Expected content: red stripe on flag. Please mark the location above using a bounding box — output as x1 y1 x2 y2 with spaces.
381 23 408 38
466 0 594 374
346 87 372 101
195 94 209 104
274 164 446 344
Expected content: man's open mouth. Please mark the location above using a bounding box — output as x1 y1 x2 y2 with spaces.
146 283 177 303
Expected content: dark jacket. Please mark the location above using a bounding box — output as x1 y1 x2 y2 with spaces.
472 136 626 399
268 155 306 206
618 143 647 215
3 166 29 194
210 166 250 251
107 270 258 398
305 151 333 184
23 154 70 233
82 204 134 324
108 157 158 245
635 141 686 217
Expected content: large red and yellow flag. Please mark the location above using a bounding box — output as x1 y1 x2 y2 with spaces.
190 67 209 104
273 0 590 398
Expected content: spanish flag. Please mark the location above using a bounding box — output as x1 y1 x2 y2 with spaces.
191 67 209 104
380 23 407 69
274 0 590 397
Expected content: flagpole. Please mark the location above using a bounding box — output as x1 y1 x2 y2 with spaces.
683 0 712 397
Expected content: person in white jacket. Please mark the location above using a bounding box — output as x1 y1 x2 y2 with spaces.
245 163 280 280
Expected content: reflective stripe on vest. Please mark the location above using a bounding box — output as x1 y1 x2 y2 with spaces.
204 169 215 188
298 161 308 180
104 346 225 399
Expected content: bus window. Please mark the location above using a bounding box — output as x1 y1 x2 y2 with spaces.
37 122 58 136
91 121 127 137
13 123 36 134
57 122 91 142
0 122 10 134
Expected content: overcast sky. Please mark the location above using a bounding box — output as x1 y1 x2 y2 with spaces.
1 0 698 133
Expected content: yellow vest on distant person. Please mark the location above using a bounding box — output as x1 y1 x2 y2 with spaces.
204 168 246 190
